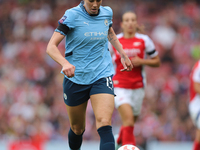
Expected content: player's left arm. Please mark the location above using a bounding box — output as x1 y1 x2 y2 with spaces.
108 27 133 71
131 55 160 67
131 34 160 67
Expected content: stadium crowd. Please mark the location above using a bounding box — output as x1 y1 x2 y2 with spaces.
0 0 200 149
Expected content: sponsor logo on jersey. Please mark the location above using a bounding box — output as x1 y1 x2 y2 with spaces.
84 31 108 37
117 48 141 57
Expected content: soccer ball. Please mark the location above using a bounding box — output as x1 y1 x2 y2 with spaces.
118 144 140 150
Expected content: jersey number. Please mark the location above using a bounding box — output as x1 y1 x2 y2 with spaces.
106 77 113 90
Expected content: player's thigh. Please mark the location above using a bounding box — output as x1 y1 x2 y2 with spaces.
90 93 115 129
66 101 88 132
89 76 115 128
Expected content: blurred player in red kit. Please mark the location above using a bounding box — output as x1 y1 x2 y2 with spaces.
189 60 200 150
109 11 160 149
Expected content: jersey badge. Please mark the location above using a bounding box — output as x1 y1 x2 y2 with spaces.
104 19 108 26
59 16 67 24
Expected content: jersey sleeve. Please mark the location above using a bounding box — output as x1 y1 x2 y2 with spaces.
58 9 76 29
144 35 158 58
193 66 200 83
104 6 113 27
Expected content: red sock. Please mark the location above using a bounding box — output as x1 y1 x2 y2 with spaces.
117 126 123 144
122 126 135 146
193 141 200 150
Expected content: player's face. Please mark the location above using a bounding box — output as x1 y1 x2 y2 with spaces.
121 12 138 34
84 0 102 15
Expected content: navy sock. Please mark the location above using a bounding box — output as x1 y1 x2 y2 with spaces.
68 128 84 150
97 125 115 150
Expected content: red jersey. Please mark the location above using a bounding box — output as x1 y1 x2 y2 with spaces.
110 33 158 89
190 60 200 102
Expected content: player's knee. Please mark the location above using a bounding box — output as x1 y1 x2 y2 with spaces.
71 125 85 135
96 117 111 127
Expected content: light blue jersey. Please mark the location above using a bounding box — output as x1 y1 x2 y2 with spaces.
56 1 115 85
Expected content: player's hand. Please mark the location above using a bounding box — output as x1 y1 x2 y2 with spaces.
131 55 143 67
120 56 133 72
62 63 75 78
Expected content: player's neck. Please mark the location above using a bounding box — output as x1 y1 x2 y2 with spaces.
123 32 136 39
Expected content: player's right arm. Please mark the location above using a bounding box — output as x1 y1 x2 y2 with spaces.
46 32 75 78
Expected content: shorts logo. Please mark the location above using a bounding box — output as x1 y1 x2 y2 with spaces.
104 19 108 26
64 93 67 100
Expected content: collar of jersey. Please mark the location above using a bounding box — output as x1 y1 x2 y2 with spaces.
79 1 100 16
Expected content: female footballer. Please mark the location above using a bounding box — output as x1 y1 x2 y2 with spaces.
109 11 160 149
189 60 200 150
46 0 133 150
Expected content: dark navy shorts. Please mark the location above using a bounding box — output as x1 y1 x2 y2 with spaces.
63 76 115 106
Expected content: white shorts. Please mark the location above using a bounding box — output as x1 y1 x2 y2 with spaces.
114 87 145 116
189 97 200 129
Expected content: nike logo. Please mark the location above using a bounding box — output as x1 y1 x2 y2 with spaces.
84 22 89 26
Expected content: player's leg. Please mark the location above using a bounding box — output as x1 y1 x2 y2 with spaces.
118 104 134 126
118 103 135 146
115 88 145 146
63 77 90 150
66 101 88 150
89 76 115 150
114 88 135 146
90 93 115 150
129 88 145 146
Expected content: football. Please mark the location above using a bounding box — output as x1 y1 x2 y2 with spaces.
118 144 140 150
